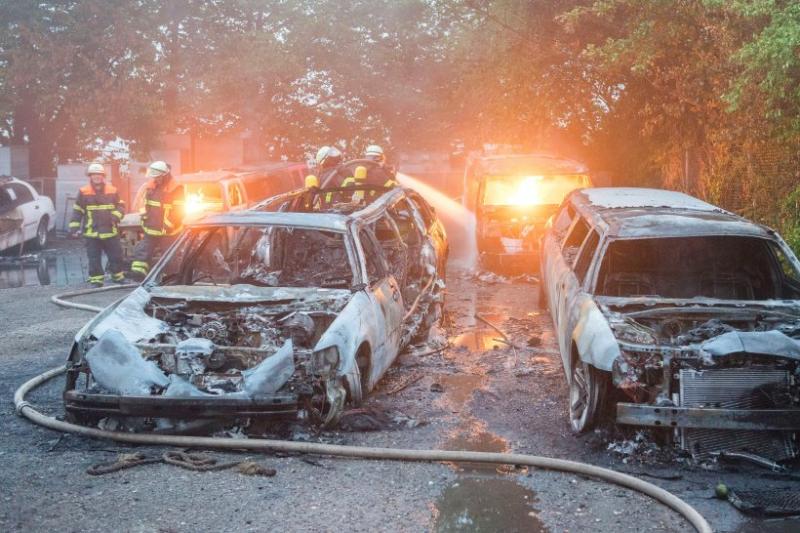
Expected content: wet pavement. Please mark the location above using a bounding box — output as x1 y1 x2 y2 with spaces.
0 236 88 289
2 262 798 532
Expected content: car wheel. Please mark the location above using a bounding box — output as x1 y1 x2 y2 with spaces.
308 377 347 428
569 361 609 434
32 217 49 249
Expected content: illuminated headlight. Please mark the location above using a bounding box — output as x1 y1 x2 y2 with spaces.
311 346 340 375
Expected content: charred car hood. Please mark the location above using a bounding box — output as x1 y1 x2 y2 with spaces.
147 284 352 306
597 296 800 361
83 285 352 344
700 330 800 360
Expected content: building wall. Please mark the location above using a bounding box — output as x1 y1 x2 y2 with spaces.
0 146 30 179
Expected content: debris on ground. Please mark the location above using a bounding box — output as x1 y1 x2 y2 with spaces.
338 408 426 431
474 271 509 284
385 372 424 395
87 451 276 477
606 430 673 464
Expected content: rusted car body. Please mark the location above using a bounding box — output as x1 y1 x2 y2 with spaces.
64 186 446 430
540 187 800 461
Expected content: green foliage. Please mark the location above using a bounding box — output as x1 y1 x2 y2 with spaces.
781 185 800 255
2 0 800 246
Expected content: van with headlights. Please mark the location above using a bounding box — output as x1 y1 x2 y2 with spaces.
463 153 590 272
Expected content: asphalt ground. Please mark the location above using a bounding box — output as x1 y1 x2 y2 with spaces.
1 253 798 532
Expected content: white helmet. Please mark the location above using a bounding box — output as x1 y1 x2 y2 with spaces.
364 144 385 163
86 162 106 176
315 146 342 169
146 160 171 179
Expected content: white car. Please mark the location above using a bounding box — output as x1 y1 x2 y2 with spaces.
0 176 56 252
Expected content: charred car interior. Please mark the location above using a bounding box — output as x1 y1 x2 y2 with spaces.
540 188 800 463
64 185 447 431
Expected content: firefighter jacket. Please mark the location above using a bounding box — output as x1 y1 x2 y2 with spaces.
141 179 185 237
69 183 124 239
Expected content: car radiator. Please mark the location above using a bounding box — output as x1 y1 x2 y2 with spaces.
678 368 797 461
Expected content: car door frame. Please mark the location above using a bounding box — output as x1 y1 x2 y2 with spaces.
552 215 600 379
353 224 405 385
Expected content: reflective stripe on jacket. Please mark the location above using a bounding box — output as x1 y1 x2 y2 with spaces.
69 183 124 239
141 180 185 236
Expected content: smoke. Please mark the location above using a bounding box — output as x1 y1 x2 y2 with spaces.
397 172 477 270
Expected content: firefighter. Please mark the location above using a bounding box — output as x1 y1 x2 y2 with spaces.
129 161 185 280
68 163 125 286
315 146 343 185
317 146 346 204
363 144 398 188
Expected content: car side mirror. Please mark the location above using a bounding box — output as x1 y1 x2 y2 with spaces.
351 282 368 292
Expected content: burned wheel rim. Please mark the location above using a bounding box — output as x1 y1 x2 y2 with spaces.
569 363 591 432
569 362 604 434
307 378 346 428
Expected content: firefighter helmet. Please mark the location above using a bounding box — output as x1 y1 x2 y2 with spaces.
315 146 342 169
146 160 171 179
364 144 385 163
87 162 106 176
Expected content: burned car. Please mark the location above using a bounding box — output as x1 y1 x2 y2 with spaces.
64 187 446 430
540 187 800 461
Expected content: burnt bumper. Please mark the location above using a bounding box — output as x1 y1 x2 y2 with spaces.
617 403 800 431
64 390 299 420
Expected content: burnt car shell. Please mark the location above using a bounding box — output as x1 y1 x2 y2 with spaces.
540 187 800 461
65 188 447 429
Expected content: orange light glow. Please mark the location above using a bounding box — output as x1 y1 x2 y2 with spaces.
184 192 223 216
482 174 589 207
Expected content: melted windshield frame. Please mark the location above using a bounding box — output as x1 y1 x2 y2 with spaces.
148 223 359 290
590 235 800 301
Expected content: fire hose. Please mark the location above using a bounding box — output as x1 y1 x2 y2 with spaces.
15 285 712 533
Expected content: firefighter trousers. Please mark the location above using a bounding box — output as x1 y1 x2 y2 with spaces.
130 233 176 277
85 236 124 285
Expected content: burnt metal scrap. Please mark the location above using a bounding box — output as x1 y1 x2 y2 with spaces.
540 187 800 462
64 186 447 431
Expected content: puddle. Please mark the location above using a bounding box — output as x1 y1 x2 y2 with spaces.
0 251 89 288
450 328 504 353
433 477 548 532
437 374 484 407
442 417 508 473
